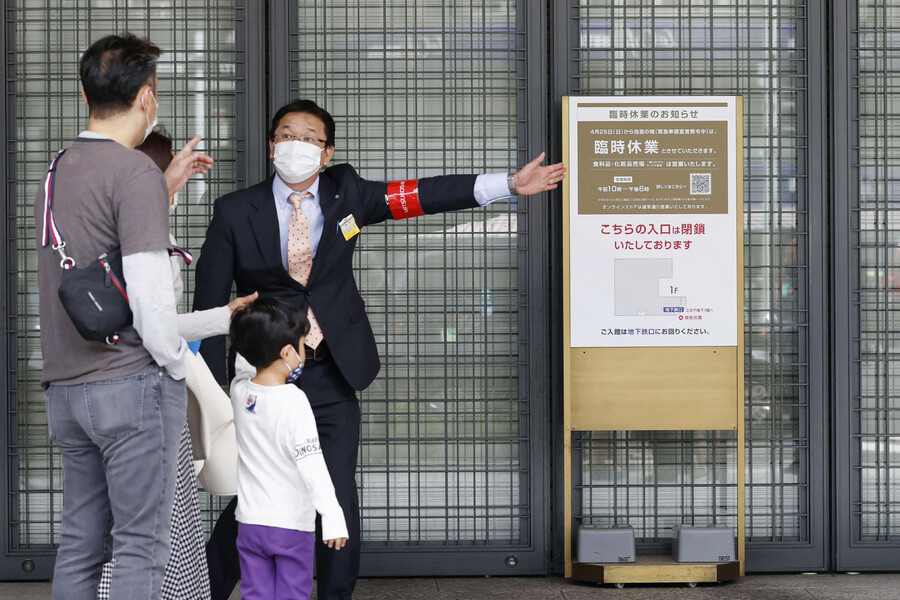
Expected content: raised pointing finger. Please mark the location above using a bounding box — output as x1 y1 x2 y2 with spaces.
176 135 203 157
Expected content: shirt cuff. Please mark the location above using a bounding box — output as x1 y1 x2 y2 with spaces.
321 513 349 542
473 172 511 206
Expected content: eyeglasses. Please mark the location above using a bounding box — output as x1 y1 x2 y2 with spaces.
273 132 327 147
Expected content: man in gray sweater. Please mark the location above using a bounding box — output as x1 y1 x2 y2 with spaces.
35 34 210 600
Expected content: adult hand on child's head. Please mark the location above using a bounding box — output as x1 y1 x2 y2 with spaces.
228 291 258 315
325 537 347 550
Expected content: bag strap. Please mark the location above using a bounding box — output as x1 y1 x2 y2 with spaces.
169 245 193 264
43 150 187 271
41 150 75 269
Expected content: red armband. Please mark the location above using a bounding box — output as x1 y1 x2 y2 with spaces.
386 179 423 220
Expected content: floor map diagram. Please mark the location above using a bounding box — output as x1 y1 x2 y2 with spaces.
614 258 686 316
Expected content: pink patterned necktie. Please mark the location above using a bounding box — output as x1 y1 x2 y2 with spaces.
287 192 323 348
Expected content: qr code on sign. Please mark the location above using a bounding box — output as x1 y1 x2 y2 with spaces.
690 173 711 195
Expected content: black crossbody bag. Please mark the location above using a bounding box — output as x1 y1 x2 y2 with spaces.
41 150 132 345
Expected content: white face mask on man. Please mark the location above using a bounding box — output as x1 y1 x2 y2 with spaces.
272 140 323 184
141 89 159 144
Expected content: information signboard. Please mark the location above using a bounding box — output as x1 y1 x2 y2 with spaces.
567 97 740 348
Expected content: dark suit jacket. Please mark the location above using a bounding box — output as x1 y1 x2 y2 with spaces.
193 163 478 390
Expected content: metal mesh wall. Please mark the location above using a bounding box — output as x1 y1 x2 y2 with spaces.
574 431 738 542
570 0 809 546
292 1 531 546
853 0 900 543
7 0 245 551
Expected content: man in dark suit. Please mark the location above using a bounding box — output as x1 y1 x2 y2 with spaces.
194 99 565 600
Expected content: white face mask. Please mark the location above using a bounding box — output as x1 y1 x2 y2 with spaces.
169 192 179 215
142 90 159 144
272 140 323 184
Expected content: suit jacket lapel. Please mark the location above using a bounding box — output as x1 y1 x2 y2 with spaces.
249 177 298 285
310 174 341 284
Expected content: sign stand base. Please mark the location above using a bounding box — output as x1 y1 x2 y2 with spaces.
572 556 741 588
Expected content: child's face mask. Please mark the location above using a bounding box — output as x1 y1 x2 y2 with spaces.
284 346 304 383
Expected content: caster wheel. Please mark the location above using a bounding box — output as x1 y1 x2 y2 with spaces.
615 583 625 589
687 582 698 588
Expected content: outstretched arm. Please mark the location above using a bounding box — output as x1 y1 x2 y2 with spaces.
176 292 257 343
350 151 567 227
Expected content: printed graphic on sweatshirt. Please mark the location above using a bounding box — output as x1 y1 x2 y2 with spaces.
245 394 257 414
294 437 322 461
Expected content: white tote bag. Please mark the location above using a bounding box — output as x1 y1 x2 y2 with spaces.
183 349 237 496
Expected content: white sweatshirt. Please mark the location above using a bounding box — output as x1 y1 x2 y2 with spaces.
230 354 348 541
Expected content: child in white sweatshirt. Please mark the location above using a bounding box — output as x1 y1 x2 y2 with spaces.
229 296 348 600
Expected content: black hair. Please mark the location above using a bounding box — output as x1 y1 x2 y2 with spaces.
230 296 311 369
267 99 335 148
79 34 161 119
135 128 173 172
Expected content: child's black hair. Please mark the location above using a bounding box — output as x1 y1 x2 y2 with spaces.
229 296 311 369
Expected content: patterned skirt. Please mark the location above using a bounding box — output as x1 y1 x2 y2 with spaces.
97 422 211 599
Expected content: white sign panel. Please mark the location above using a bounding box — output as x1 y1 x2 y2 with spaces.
567 96 740 348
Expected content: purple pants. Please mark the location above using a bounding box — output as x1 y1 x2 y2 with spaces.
237 523 315 600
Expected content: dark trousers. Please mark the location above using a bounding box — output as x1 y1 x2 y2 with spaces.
207 353 362 600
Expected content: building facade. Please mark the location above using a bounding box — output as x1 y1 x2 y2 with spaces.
0 0 896 579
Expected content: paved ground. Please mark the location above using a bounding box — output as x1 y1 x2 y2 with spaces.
1 573 898 599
